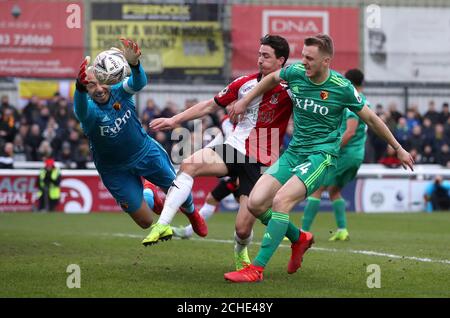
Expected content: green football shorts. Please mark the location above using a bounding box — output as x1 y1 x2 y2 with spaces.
265 149 336 196
324 152 363 188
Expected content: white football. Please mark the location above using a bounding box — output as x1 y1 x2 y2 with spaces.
93 50 130 85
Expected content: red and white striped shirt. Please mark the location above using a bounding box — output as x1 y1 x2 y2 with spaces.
214 73 292 166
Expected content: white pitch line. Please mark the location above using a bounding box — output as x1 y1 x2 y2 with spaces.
106 232 450 265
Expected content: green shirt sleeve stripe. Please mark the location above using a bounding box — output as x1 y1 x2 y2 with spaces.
330 77 346 87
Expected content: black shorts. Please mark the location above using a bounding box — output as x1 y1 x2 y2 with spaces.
211 176 239 201
212 144 266 197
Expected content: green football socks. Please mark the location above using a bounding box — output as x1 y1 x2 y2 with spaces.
302 197 321 231
254 211 289 267
257 208 300 243
332 198 347 229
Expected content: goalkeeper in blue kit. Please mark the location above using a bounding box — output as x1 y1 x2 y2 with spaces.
73 38 207 241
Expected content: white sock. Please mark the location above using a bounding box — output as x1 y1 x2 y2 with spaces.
234 230 253 254
199 202 216 220
184 224 194 237
183 202 216 237
158 172 194 225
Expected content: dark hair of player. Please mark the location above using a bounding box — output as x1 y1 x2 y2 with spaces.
345 68 365 87
260 34 290 67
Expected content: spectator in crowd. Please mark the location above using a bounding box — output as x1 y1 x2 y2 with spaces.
436 143 450 167
408 125 425 152
394 117 409 149
432 124 448 153
408 148 419 163
36 158 61 212
37 140 53 161
408 104 423 122
181 98 200 132
0 108 17 143
378 144 402 168
0 142 14 168
55 98 72 129
423 100 440 125
73 139 91 169
154 130 171 154
46 92 62 116
387 102 402 123
375 104 384 116
368 124 388 162
22 96 41 125
424 175 450 212
0 95 20 121
17 124 29 144
421 117 435 145
405 108 420 131
42 117 59 145
55 141 74 168
142 98 160 125
67 129 81 154
12 134 26 162
420 144 437 164
439 102 449 125
160 100 178 119
382 110 397 132
35 105 51 132
24 124 43 161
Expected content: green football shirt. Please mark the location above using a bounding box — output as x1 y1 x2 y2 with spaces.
339 92 369 158
280 63 365 156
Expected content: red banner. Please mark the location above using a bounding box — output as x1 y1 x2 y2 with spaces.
0 0 84 78
0 173 219 213
231 5 360 77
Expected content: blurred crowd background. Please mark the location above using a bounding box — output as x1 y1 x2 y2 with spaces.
1 93 449 169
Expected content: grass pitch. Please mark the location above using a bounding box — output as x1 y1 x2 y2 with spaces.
1 211 449 298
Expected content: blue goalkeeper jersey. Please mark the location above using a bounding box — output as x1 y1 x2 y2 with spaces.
74 64 150 171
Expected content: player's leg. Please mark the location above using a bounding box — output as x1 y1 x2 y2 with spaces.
162 146 227 219
49 198 59 212
247 174 282 217
172 192 218 239
302 187 325 231
251 175 307 270
256 154 334 273
327 185 349 241
129 199 154 229
159 146 226 225
224 177 304 283
247 152 303 244
100 170 154 229
233 162 268 270
37 195 45 211
140 142 204 244
173 176 236 239
233 195 254 270
224 153 333 282
328 157 360 241
142 179 164 215
144 143 229 245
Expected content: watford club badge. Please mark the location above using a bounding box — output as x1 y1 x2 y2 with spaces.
320 90 329 100
113 102 121 110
